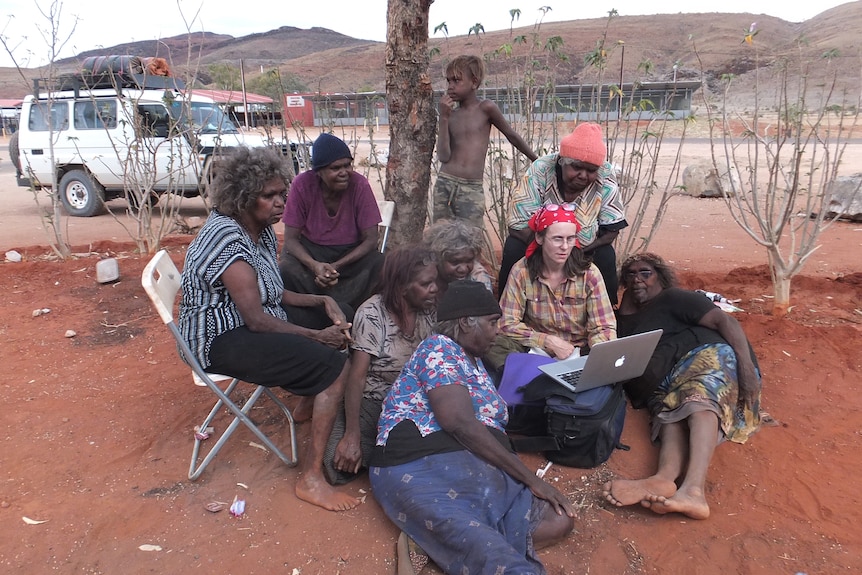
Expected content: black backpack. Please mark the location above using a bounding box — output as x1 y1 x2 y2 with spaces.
507 374 629 469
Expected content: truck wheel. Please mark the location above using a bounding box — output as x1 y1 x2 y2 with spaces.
9 132 29 187
9 132 21 177
199 156 215 198
59 170 106 217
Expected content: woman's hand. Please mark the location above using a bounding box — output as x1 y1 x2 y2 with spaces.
314 323 352 349
313 262 340 288
333 433 362 475
544 335 576 360
737 359 761 409
321 295 347 327
339 351 371 476
527 477 575 517
699 308 762 410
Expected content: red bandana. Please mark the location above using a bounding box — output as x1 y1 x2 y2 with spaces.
525 204 581 257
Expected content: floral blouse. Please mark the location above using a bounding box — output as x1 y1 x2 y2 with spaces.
375 333 508 446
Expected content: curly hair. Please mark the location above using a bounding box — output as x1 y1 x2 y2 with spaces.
620 252 678 289
378 246 438 329
422 219 484 263
210 147 291 218
525 229 592 281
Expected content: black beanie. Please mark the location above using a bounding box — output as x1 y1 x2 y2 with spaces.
437 280 502 321
312 133 352 170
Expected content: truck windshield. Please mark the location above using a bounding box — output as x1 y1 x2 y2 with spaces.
171 102 240 134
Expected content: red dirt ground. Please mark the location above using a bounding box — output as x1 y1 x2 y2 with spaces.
1 210 861 573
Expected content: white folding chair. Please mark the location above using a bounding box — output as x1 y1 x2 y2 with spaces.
141 250 297 480
377 199 395 253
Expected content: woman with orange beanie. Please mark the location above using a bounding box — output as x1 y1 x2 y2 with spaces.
499 122 627 306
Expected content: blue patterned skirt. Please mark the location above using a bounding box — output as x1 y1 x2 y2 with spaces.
370 449 547 575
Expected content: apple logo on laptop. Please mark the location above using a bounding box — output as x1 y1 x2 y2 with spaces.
614 355 626 368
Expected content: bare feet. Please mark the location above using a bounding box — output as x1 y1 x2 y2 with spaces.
295 474 361 512
292 396 314 423
642 487 710 520
602 477 677 507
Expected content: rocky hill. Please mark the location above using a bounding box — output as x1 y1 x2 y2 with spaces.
69 27 374 71
1 2 859 105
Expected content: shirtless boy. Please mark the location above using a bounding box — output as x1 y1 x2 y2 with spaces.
433 55 538 229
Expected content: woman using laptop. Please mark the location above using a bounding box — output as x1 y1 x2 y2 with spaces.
602 253 762 520
493 203 617 368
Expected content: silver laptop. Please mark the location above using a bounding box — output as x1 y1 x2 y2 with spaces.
538 330 663 393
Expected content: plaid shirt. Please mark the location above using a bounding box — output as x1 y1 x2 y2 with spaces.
499 259 616 351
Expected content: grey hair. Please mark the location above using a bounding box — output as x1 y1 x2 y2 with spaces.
422 218 485 262
434 316 478 341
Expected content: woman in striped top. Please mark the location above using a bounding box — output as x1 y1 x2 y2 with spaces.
178 147 359 512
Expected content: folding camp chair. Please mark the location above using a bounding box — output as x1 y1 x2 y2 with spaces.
377 199 395 253
141 250 297 480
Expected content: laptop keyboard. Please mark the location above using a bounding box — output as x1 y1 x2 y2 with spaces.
559 370 583 387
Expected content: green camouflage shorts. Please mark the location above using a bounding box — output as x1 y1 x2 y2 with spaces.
431 173 486 229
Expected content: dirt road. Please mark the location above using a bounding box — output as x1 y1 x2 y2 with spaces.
3 133 860 277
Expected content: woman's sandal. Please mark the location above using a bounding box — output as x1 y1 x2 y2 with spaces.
397 531 444 574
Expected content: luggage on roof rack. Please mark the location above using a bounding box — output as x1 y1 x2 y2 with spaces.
32 54 185 96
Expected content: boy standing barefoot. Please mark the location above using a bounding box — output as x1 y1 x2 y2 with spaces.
433 55 538 229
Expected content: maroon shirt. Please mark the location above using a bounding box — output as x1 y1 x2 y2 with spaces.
282 170 381 246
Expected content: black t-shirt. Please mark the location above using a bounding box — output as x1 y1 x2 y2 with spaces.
617 288 726 408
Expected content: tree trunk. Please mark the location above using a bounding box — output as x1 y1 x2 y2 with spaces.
767 248 792 316
384 0 437 248
48 134 71 259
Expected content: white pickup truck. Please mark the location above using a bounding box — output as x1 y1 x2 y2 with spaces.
13 55 287 216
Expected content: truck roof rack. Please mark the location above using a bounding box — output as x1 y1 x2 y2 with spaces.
33 74 185 96
32 55 186 97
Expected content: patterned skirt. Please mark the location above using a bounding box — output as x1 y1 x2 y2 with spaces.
647 343 761 444
369 450 547 575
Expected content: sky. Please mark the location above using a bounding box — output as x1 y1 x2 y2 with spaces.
0 0 852 68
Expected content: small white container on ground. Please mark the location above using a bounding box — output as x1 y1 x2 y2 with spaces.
96 258 120 283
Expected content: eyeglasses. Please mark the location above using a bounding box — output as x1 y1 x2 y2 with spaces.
534 204 580 248
546 235 579 247
624 269 655 281
558 157 599 173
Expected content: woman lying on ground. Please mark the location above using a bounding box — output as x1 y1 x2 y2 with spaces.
323 247 439 485
370 280 574 575
602 253 762 520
